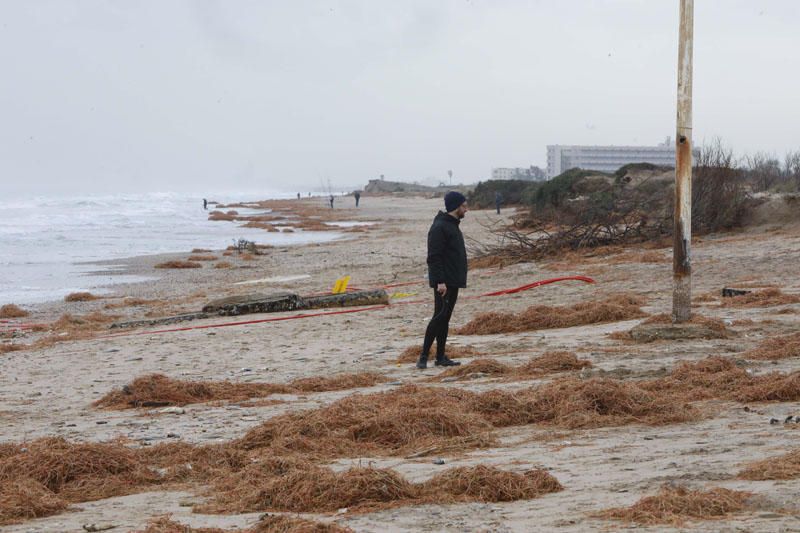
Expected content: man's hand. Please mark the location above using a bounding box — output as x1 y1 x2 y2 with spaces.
437 283 447 296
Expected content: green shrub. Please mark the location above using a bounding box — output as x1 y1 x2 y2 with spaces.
614 162 667 180
532 168 611 210
468 180 538 209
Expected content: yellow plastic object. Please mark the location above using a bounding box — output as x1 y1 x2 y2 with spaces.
390 292 417 299
331 275 351 294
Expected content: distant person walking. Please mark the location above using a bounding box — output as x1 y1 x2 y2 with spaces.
354 191 361 207
203 198 208 210
495 191 502 214
297 192 301 199
417 191 468 369
329 194 335 209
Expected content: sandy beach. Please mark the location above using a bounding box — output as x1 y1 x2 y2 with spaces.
2 194 800 532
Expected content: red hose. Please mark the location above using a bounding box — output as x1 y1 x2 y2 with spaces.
478 275 594 297
392 275 594 304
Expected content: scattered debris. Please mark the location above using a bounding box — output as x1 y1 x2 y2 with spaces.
82 524 117 532
722 288 750 298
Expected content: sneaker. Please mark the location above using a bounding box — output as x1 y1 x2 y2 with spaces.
435 356 461 367
416 355 428 369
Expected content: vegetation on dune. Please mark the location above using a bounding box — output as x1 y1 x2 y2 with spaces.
468 140 799 265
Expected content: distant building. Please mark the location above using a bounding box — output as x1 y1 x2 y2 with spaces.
546 138 694 178
491 166 546 181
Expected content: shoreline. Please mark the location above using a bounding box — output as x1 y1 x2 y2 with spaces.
0 193 366 309
4 195 425 325
7 230 354 318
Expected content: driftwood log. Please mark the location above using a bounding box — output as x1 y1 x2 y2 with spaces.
202 292 302 316
301 289 389 309
110 289 389 329
109 312 210 329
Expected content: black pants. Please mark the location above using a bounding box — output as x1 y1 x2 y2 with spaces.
422 286 459 358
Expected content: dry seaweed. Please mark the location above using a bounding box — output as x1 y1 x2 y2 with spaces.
0 479 68 526
252 515 354 533
596 485 751 526
0 437 161 504
135 515 232 532
396 344 483 363
200 462 561 515
64 291 98 302
236 386 495 458
738 449 800 480
722 288 800 308
199 464 417 514
154 261 203 269
744 333 800 360
431 359 513 380
95 372 389 409
422 465 562 503
516 351 593 375
642 356 800 403
518 377 699 428
456 293 647 335
430 352 591 381
0 304 29 318
237 379 697 459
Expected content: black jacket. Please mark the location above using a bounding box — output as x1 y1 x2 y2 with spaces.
427 211 467 288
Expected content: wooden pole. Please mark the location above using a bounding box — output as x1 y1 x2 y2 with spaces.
673 0 694 322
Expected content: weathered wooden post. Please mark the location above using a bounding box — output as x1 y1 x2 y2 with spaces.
673 0 694 322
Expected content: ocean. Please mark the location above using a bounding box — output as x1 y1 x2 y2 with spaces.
0 192 343 305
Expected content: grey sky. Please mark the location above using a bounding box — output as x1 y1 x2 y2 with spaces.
1 0 798 197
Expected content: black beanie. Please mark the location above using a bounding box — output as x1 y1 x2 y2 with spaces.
444 191 466 212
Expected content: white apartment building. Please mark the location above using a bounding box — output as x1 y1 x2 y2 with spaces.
546 139 688 178
491 167 547 181
492 168 522 180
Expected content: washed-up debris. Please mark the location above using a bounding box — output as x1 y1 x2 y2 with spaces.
722 287 751 297
111 290 389 329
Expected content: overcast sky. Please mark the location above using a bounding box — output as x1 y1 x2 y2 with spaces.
1 0 798 197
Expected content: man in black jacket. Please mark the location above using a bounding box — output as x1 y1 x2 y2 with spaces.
417 191 468 369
